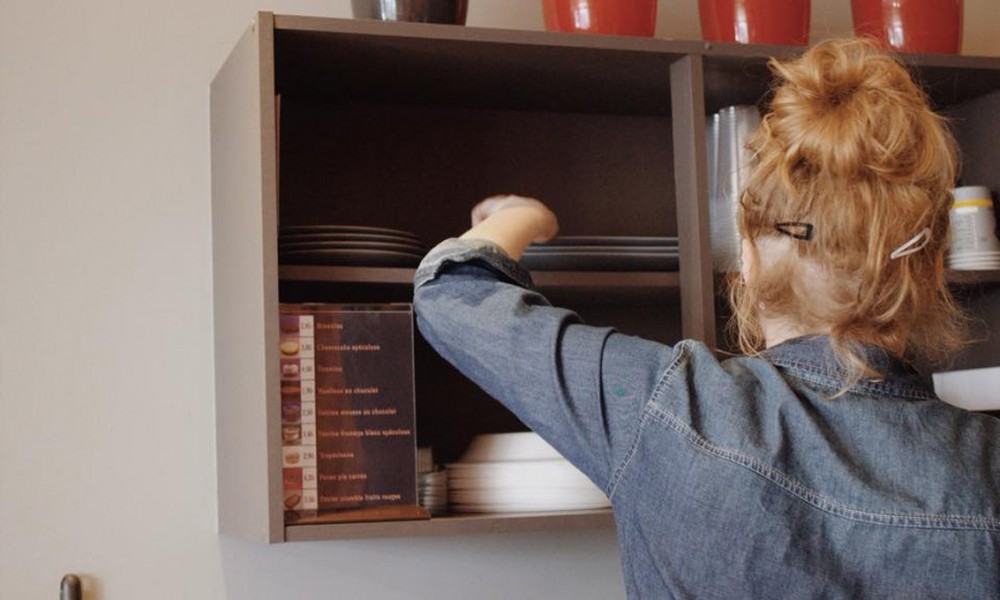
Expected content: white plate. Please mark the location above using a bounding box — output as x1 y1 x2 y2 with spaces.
450 499 611 513
448 471 597 490
948 257 1000 264
448 457 582 481
949 256 1000 262
459 432 564 463
949 263 1000 270
949 259 1000 264
450 487 608 504
933 366 1000 410
448 461 599 493
950 264 1000 269
948 250 1000 257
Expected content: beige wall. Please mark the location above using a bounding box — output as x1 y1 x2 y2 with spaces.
1 1 997 598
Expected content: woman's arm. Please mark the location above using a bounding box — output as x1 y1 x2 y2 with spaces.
413 196 675 493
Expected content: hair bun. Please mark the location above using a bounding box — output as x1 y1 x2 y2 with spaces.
764 38 948 184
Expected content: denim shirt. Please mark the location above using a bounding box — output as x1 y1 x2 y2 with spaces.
413 238 1000 599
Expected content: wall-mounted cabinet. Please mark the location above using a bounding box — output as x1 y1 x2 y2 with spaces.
211 12 1000 543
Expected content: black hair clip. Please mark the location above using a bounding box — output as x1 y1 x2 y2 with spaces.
775 222 814 241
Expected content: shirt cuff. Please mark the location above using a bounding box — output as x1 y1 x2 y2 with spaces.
413 238 535 290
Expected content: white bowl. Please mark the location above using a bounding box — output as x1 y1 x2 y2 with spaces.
447 459 595 488
459 432 564 463
932 366 1000 411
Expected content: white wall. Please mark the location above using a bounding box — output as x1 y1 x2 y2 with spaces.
0 1 996 598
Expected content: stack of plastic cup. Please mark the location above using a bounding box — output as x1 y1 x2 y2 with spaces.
948 186 1000 271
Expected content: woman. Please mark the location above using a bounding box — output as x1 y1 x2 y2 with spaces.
413 39 999 598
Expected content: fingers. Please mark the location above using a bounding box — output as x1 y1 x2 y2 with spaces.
471 196 509 226
471 195 542 225
468 194 559 245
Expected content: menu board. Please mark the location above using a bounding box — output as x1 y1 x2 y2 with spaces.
279 303 419 522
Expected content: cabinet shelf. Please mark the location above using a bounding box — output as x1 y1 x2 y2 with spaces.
279 264 680 289
948 270 1000 286
285 509 614 542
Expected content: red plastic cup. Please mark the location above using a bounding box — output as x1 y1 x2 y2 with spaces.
699 0 811 46
851 0 963 54
541 0 658 37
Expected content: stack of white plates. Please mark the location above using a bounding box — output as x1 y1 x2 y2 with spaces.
521 236 679 272
419 470 448 516
278 225 427 268
416 447 447 516
948 251 1000 271
448 432 610 513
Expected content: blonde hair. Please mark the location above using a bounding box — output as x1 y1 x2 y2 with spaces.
728 38 967 385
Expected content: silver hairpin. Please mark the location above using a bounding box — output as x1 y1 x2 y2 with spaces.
890 228 931 260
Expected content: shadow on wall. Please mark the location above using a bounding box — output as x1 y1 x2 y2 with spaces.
218 528 624 599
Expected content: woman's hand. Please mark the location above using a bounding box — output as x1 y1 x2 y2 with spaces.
471 195 559 242
460 195 559 259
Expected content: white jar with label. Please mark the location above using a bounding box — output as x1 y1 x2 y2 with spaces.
949 186 1000 270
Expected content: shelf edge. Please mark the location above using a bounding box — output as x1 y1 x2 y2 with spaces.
284 509 615 542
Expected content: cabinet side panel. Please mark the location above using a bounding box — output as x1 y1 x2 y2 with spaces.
210 15 281 543
948 91 1000 372
670 55 716 346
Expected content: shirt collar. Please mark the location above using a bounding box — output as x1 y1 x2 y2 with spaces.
760 335 937 400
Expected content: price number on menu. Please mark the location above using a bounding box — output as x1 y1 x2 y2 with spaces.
298 359 315 378
302 467 317 488
298 316 314 335
300 402 316 424
300 423 316 444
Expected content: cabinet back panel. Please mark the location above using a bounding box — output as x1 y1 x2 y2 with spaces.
278 101 675 244
949 286 1000 372
950 91 1000 191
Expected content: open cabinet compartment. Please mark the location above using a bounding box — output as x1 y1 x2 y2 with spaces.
273 16 687 466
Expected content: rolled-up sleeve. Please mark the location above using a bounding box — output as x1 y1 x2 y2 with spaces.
413 238 676 494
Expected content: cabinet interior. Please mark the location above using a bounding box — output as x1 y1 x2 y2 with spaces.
274 29 683 466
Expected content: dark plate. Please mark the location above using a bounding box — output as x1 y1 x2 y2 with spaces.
279 248 423 268
524 246 678 254
279 225 421 240
279 232 427 247
520 252 679 272
532 236 678 247
279 240 427 254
